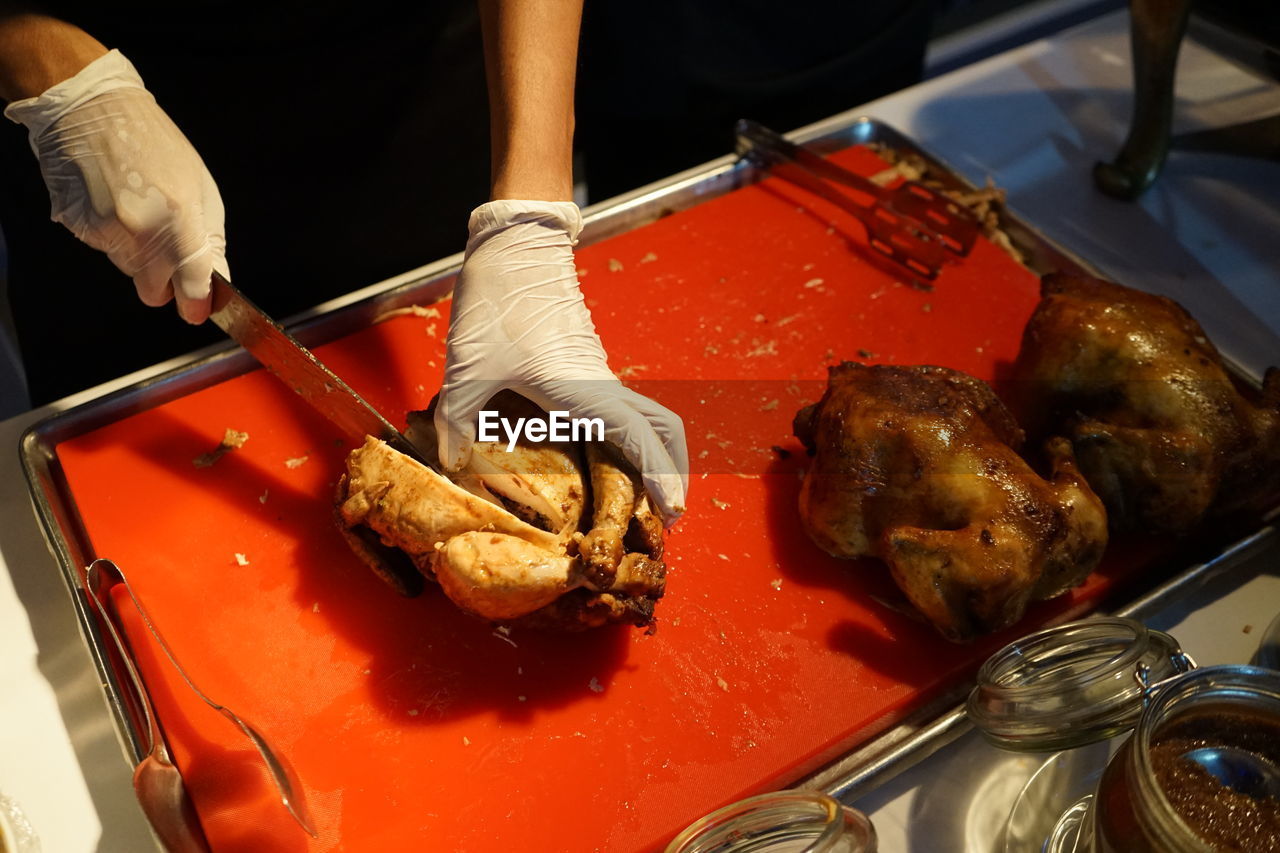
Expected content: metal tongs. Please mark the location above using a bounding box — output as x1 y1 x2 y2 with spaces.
734 119 980 280
84 558 316 850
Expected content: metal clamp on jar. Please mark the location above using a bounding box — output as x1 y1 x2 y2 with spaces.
967 616 1280 852
664 790 878 853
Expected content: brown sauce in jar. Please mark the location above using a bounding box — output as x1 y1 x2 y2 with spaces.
1147 706 1280 852
1095 705 1280 853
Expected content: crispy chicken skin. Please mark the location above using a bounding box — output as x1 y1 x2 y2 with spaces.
794 363 1108 642
335 393 666 631
1012 271 1280 533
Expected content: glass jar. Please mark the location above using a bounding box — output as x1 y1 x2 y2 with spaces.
968 617 1193 752
664 791 877 853
967 616 1280 852
1092 666 1280 852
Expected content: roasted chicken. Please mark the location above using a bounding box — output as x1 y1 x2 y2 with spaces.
1012 271 1280 533
794 363 1108 642
335 392 666 630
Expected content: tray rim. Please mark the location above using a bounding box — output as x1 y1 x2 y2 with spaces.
18 113 1276 825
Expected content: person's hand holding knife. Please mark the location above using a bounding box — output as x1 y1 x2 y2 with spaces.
0 13 227 324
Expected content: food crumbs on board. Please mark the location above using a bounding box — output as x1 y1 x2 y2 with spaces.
493 628 518 648
746 340 778 358
776 314 800 327
697 449 710 459
193 427 250 467
771 578 783 591
803 278 825 289
616 365 648 378
608 258 624 272
462 736 471 746
718 554 730 561
640 252 658 264
426 323 437 338
518 695 527 703
589 677 605 694
233 553 249 566
576 267 588 277
753 313 767 323
285 455 309 469
672 617 682 627
716 676 730 692
711 498 730 510
857 349 878 359
922 302 933 313
760 399 780 411
258 490 269 504
372 304 443 323
408 709 419 716
1243 624 1254 634
312 602 320 613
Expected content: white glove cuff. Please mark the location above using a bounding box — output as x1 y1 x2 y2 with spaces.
4 49 148 137
467 200 584 250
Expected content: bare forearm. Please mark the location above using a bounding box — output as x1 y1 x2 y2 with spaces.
0 12 106 102
478 0 582 201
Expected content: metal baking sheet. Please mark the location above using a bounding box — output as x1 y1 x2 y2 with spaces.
20 116 1278 845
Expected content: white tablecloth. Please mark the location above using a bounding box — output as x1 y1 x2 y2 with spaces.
0 9 1277 851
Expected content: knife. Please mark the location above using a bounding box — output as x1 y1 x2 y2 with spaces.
207 272 429 465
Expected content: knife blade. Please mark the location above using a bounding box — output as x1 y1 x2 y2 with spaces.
207 272 429 465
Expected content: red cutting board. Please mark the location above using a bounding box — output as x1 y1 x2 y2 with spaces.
57 147 1164 852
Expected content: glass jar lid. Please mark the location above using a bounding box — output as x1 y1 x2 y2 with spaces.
664 790 877 853
967 617 1195 752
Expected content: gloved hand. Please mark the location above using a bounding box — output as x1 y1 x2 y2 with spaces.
4 49 227 324
436 199 689 524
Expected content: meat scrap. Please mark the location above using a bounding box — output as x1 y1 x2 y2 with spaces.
193 428 249 468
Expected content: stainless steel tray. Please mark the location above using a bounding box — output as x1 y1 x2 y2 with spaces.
21 115 1278 801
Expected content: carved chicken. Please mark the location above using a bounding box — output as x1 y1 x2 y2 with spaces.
794 363 1108 642
1012 271 1280 533
335 392 665 630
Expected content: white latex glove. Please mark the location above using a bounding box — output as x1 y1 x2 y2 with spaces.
436 200 689 523
4 49 228 324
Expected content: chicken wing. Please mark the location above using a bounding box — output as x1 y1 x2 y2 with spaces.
794 363 1108 642
1012 271 1280 532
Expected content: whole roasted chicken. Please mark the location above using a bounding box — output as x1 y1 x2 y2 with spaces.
335 392 666 630
794 363 1108 642
1012 271 1280 533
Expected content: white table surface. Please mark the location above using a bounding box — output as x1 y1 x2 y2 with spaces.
1 9 1278 852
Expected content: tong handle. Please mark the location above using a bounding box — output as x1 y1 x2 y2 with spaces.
86 558 317 838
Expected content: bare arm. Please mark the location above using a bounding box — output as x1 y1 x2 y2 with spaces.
0 12 106 101
478 0 583 201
